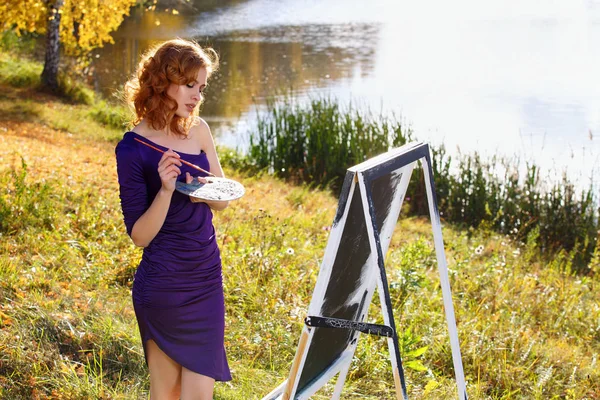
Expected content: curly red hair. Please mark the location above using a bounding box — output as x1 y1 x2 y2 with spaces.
125 38 219 138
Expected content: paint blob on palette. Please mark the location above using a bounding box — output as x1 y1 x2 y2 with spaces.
176 177 245 201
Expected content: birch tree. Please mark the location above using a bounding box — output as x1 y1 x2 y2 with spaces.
0 0 138 92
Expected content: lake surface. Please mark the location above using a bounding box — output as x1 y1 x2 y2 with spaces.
94 0 600 189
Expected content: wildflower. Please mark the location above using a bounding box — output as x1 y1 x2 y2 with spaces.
536 365 553 388
474 245 484 255
290 306 304 319
286 248 295 255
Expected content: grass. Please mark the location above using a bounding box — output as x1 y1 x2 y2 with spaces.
0 51 42 88
249 97 599 270
1 57 600 398
250 96 410 188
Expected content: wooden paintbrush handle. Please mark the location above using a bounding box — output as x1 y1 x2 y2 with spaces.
133 137 215 177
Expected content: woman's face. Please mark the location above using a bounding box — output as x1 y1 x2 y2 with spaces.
166 67 208 118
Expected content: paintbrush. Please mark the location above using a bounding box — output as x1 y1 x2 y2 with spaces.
134 137 215 177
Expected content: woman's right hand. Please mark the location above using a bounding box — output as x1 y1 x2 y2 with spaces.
157 149 182 193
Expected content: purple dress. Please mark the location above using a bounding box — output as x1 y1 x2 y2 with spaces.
115 131 231 381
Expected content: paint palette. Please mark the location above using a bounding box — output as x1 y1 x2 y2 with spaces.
176 177 245 201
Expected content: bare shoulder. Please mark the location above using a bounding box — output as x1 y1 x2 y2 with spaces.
191 116 211 135
190 117 214 149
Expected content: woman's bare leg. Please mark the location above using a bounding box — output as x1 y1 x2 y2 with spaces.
180 367 215 400
146 339 182 400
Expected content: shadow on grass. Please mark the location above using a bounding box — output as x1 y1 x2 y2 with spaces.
0 98 42 122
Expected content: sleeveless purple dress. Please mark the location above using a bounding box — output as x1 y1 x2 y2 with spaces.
115 131 231 381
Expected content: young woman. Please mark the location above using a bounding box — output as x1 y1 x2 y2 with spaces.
115 39 231 400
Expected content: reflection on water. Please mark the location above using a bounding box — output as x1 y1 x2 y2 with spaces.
206 24 378 114
93 8 379 127
93 0 600 188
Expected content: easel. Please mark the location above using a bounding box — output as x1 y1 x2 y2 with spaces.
263 142 468 399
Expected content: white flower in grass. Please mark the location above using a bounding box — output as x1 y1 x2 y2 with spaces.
474 245 484 255
286 248 295 255
252 250 263 258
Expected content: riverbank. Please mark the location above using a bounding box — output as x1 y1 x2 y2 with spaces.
1 74 599 398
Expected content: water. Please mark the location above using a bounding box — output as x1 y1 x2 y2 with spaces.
94 0 600 189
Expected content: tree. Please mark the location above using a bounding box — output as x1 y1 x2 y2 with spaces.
41 0 64 91
0 0 137 92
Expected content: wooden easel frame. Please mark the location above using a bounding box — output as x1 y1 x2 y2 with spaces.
263 142 468 400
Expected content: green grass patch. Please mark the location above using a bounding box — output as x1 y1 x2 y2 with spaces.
0 51 42 88
0 83 124 143
88 99 130 131
56 73 96 105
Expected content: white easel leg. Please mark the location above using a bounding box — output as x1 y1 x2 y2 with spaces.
421 158 468 400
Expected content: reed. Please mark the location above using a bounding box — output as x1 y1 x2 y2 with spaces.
248 97 599 270
414 150 599 271
250 96 411 188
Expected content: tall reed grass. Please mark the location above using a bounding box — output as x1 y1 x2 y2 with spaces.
248 97 599 270
250 97 411 186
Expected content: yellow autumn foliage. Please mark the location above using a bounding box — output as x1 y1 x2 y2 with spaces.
0 0 137 55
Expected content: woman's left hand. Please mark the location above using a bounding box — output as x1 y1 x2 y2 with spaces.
185 172 208 185
186 172 208 203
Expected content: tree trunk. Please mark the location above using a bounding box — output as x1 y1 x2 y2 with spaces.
41 0 64 92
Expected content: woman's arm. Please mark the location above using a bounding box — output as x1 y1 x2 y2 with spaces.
130 188 173 247
130 149 182 247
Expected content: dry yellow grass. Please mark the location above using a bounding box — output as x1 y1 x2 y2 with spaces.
1 120 116 185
